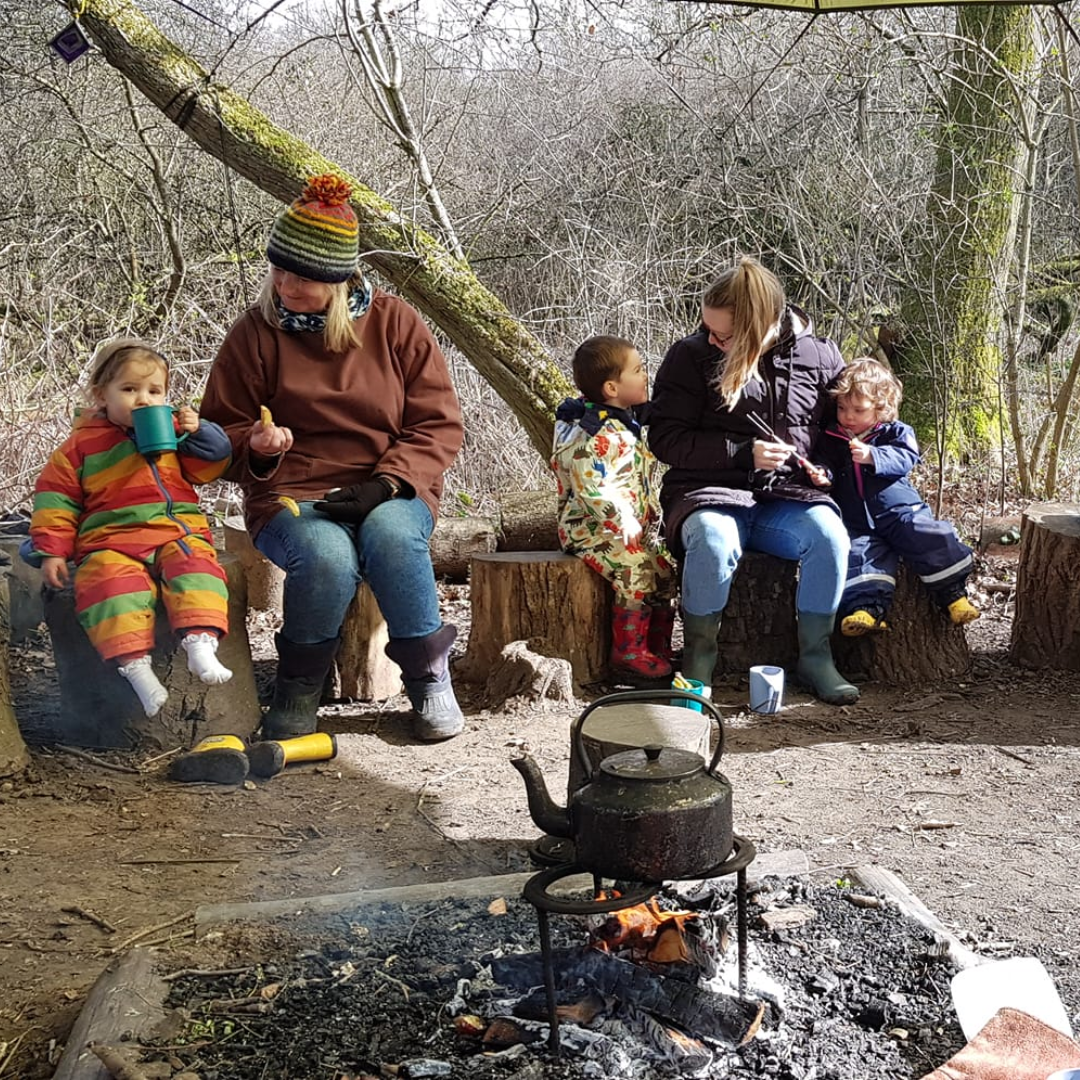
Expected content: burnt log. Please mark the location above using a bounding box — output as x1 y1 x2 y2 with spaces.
709 551 970 685
0 572 30 777
42 553 261 749
458 552 611 686
1009 502 1080 669
490 947 763 1046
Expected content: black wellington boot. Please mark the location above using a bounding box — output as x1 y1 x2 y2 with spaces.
385 624 465 742
262 634 340 740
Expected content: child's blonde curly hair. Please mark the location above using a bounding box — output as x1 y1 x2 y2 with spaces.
831 357 902 422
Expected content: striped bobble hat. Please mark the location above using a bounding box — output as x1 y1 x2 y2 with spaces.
266 174 359 283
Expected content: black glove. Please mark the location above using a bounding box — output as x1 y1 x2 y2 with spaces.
313 479 393 523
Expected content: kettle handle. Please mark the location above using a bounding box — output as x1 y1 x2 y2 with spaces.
571 688 726 782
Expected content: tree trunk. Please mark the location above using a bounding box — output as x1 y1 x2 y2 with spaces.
898 3 1037 456
0 574 30 777
497 489 560 552
458 552 611 686
64 0 571 461
432 515 498 579
1009 501 1080 669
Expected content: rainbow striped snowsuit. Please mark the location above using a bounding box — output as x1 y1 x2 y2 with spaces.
28 410 232 661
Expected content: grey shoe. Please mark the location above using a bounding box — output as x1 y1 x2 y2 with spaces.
404 670 465 741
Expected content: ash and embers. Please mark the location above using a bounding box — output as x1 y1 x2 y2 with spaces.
156 875 967 1080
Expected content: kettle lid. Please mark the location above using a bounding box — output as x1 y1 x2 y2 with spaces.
599 743 704 781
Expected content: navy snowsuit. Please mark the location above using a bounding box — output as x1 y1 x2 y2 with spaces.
816 420 973 616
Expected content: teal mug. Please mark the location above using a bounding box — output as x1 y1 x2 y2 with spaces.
132 405 187 456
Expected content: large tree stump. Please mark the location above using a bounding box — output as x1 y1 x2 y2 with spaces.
1009 501 1080 669
0 573 30 777
706 551 970 685
337 583 401 701
42 553 261 749
459 552 611 686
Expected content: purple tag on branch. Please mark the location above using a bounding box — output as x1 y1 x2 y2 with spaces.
49 22 91 64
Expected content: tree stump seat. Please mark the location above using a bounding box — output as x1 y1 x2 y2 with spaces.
713 550 971 684
459 551 612 687
41 553 262 749
1009 501 1080 670
458 549 971 691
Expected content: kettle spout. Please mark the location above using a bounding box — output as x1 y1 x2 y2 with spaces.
510 755 572 839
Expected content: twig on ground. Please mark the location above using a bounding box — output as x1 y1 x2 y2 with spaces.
136 927 195 950
61 904 116 934
373 966 412 1000
55 746 140 775
994 745 1035 766
120 858 240 866
108 911 191 953
138 747 183 768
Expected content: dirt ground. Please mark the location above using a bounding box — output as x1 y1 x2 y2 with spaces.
3 552 1080 1078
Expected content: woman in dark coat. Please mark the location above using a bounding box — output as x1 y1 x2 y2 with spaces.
649 257 858 704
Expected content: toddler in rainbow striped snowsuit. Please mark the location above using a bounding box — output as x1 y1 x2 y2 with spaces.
26 339 234 717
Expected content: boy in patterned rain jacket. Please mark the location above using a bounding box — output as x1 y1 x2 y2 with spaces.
26 339 234 718
551 335 676 678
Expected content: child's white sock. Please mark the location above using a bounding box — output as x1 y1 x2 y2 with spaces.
117 655 169 717
181 632 233 685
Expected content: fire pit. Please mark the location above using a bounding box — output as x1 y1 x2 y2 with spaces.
146 867 966 1079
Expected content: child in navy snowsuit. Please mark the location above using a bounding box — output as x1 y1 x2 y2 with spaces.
815 358 979 636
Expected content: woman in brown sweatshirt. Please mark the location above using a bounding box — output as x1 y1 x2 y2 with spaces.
202 176 465 742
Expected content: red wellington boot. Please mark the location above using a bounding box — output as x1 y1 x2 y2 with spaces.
646 604 676 665
610 604 673 679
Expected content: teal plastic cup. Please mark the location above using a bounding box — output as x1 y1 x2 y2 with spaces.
132 405 183 456
671 677 706 711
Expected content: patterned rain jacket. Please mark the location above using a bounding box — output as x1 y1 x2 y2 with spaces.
29 410 231 564
551 399 661 547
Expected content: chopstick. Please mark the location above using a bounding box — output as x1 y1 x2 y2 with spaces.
747 411 812 470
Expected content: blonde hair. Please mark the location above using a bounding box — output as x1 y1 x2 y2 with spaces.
88 338 168 398
702 257 785 406
832 357 902 422
258 268 366 353
572 335 636 403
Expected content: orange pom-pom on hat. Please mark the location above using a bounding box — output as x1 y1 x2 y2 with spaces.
267 173 359 283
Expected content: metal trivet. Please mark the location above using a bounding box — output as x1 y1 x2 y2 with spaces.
521 834 757 1056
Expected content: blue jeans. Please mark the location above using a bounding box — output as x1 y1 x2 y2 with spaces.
680 502 849 617
254 498 441 644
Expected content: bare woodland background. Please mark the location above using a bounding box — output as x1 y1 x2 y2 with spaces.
2 0 1080 518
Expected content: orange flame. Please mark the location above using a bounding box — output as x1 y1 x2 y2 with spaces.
591 897 697 958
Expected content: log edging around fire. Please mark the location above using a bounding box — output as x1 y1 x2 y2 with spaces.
193 849 813 932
